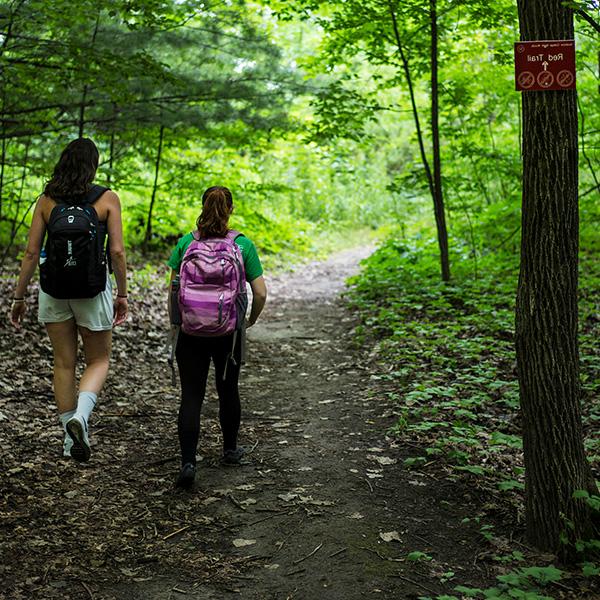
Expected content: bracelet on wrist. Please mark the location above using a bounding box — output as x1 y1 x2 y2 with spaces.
13 298 25 303
117 294 128 299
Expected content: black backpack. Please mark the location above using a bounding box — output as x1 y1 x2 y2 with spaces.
40 185 110 299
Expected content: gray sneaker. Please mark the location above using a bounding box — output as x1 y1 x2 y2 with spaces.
221 447 245 465
66 415 91 462
175 463 196 489
63 434 73 458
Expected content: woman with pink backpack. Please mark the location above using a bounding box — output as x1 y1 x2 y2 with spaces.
167 186 267 489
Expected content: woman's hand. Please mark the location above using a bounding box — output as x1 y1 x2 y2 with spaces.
11 300 26 329
113 297 128 327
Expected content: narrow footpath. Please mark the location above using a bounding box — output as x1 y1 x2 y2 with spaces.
0 248 493 600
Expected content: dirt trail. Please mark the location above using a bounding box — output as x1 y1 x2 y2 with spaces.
0 247 492 600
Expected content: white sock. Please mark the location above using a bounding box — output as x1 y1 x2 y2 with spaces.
59 409 76 454
59 409 76 431
75 391 97 425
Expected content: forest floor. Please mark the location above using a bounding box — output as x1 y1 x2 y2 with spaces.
0 248 593 600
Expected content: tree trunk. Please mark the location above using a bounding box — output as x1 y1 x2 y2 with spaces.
78 12 101 138
0 0 22 224
0 135 5 224
143 125 165 251
389 2 450 281
515 0 597 558
430 0 450 282
107 104 118 186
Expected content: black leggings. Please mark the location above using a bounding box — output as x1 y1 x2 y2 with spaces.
175 331 242 466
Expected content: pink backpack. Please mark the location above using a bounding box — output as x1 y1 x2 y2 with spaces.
178 230 247 337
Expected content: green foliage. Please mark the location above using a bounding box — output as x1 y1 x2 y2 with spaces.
573 490 600 512
581 562 599 577
406 550 433 562
451 566 562 599
346 221 599 498
0 0 400 263
493 551 525 564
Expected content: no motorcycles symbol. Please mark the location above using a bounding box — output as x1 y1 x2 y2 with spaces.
514 40 576 91
518 71 535 89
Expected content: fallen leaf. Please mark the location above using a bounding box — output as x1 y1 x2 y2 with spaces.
233 538 256 548
278 493 298 502
379 531 402 543
235 484 255 491
368 455 397 466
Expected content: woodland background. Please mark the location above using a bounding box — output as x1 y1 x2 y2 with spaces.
0 1 599 598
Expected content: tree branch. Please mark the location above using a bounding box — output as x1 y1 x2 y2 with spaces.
576 9 600 34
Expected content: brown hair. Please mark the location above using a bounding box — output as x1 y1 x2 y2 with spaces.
44 138 99 201
196 186 233 238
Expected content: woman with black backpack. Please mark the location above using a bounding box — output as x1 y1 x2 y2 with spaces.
11 138 128 462
168 185 267 489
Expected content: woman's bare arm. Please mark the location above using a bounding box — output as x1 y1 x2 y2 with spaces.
11 197 46 327
105 191 127 297
105 191 128 325
247 275 267 327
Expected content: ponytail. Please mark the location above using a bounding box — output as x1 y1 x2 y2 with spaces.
196 186 233 238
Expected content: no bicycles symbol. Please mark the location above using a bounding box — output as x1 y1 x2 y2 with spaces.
514 40 576 92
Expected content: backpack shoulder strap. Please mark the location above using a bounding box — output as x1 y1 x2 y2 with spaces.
227 229 242 241
82 185 110 206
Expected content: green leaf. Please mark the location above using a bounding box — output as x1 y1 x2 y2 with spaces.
406 551 433 562
454 586 483 597
519 565 563 584
497 480 525 491
456 465 486 475
582 562 600 577
572 490 590 499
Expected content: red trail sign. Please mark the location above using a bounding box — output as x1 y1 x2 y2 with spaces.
514 40 576 92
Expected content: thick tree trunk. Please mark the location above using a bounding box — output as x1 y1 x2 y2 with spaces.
143 125 165 250
515 0 597 557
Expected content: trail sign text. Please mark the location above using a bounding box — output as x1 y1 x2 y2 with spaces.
514 40 576 92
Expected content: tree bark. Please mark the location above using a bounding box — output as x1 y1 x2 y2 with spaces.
515 0 597 558
107 104 118 187
143 124 165 250
78 12 101 138
430 0 450 281
389 2 450 281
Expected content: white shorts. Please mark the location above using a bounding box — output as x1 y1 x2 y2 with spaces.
38 277 113 331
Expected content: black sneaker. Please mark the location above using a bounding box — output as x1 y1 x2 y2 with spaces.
221 447 245 465
175 463 196 489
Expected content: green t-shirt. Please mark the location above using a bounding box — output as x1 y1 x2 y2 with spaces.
167 232 264 282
